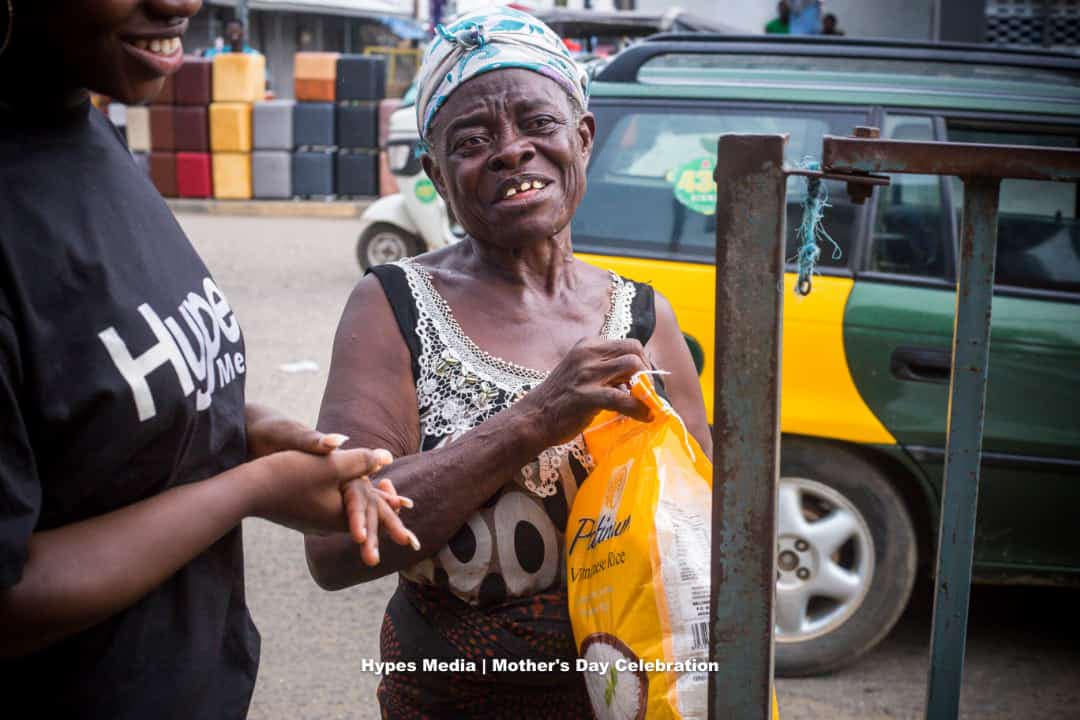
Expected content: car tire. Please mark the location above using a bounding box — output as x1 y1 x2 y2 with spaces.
774 437 917 677
356 223 421 270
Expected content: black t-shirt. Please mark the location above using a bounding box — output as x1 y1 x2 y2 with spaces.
0 101 258 718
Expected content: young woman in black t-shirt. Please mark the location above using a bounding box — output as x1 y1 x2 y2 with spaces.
0 2 413 717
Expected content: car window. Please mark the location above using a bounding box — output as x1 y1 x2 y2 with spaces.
575 104 865 264
948 126 1080 295
870 115 950 279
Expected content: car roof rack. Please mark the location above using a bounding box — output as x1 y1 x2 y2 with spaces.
595 34 1080 83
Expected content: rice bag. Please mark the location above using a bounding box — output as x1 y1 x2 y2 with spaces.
566 372 779 720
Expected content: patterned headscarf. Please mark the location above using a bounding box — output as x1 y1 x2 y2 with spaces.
415 6 589 145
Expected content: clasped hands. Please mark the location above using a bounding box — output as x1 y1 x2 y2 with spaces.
245 404 418 566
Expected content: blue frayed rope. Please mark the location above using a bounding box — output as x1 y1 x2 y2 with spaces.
792 158 842 296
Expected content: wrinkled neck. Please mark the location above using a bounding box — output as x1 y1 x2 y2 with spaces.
463 227 577 294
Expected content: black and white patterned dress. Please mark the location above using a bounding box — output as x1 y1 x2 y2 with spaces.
368 258 657 717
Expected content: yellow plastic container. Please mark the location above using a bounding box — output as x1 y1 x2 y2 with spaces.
294 51 339 80
294 52 340 101
212 53 265 103
209 102 253 153
212 152 252 199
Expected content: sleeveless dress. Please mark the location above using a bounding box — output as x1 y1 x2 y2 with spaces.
368 258 657 719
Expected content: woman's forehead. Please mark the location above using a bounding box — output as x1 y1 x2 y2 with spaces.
439 69 572 118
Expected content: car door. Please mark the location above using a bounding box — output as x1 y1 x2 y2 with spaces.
844 115 1080 576
573 99 884 441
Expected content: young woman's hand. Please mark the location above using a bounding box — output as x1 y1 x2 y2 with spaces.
245 403 351 459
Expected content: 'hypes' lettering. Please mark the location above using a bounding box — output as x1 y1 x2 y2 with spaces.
99 277 246 421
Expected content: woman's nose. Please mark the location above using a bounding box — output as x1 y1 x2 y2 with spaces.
144 0 203 20
487 135 535 172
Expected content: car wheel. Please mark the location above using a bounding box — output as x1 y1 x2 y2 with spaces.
357 223 421 270
774 438 917 677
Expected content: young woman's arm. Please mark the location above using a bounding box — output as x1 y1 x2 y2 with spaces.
0 447 389 659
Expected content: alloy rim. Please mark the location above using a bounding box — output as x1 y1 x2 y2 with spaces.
775 476 875 643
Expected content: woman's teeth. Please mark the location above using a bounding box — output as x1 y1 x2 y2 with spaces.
132 37 181 55
505 180 546 198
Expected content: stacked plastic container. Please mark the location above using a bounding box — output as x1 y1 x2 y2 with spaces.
252 99 295 199
292 52 339 198
174 57 214 198
145 71 179 197
377 97 402 197
334 54 387 198
210 54 266 200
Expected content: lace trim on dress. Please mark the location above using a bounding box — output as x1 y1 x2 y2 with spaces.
396 258 636 497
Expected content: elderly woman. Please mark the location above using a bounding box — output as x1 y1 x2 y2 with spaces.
306 7 710 716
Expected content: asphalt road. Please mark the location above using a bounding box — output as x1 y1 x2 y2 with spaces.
181 213 1080 720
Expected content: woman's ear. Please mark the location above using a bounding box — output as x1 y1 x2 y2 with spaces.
577 111 596 162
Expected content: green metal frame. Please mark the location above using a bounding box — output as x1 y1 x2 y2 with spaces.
709 131 1080 719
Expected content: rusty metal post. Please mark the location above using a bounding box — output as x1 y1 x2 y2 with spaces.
709 133 787 720
925 178 1001 720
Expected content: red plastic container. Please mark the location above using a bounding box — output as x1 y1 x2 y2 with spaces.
176 152 213 198
175 56 213 105
149 105 176 151
174 105 209 152
148 152 178 198
152 72 176 105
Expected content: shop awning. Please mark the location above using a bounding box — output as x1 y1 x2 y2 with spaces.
207 0 414 19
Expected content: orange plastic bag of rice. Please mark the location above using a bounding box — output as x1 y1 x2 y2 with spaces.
566 372 779 720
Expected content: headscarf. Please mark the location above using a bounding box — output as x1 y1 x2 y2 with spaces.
415 6 589 144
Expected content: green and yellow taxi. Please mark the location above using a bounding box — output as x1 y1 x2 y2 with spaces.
573 35 1080 675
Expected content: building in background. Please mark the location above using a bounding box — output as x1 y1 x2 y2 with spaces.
631 1 1077 50
190 1 425 98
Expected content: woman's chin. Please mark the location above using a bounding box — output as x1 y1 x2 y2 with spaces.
116 76 168 106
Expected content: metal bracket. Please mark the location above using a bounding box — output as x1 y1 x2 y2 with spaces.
783 167 890 205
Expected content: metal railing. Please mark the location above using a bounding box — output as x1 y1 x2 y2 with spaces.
707 129 1080 719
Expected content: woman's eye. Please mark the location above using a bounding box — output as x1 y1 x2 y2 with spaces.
456 136 487 151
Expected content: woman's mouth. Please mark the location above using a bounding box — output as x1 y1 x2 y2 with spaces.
120 35 185 75
498 179 551 204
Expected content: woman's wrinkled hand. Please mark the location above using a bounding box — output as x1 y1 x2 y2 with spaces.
245 404 351 460
514 337 652 447
249 448 418 561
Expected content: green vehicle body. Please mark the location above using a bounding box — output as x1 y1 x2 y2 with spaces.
583 37 1080 584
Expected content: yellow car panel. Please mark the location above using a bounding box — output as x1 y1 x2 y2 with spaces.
578 253 896 446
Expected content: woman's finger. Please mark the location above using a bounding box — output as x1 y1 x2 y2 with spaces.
375 477 414 510
376 498 420 550
317 432 350 452
598 353 649 385
361 499 380 566
342 480 368 544
596 387 652 423
337 448 393 480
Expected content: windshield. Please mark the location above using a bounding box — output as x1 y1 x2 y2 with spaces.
574 102 866 265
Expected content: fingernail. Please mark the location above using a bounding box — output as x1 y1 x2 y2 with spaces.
399 496 415 509
322 433 349 449
372 549 380 564
373 448 394 464
407 531 421 552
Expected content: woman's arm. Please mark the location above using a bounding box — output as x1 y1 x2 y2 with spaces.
0 447 389 659
645 290 713 456
305 276 652 590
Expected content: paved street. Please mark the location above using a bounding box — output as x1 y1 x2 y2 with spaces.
181 213 1080 720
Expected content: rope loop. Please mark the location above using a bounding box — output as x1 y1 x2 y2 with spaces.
792 158 842 296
